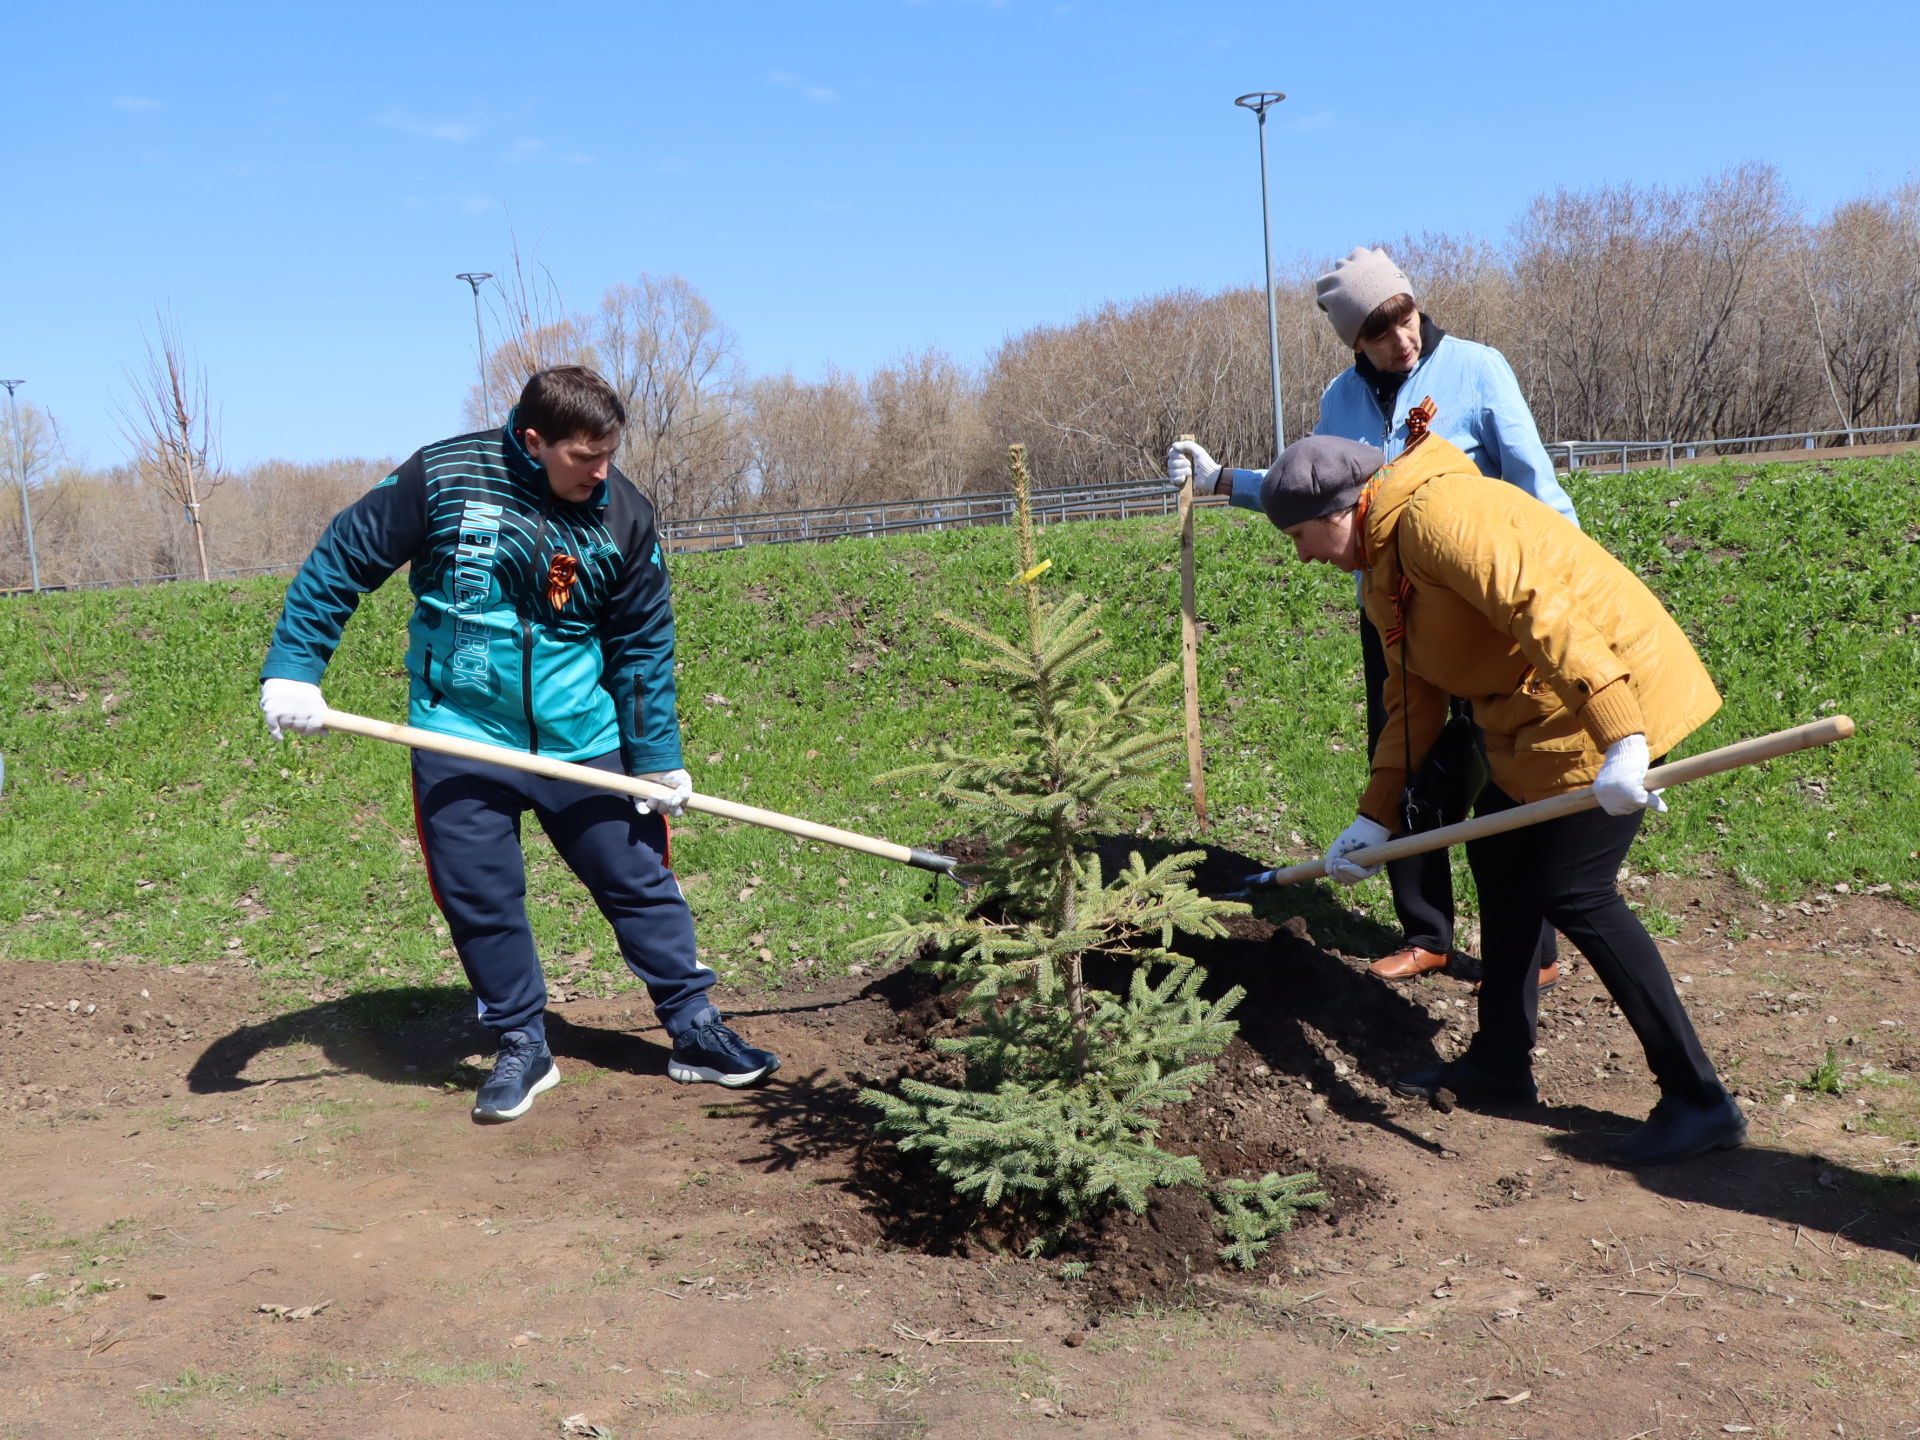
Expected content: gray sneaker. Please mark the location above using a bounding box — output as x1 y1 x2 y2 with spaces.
668 1017 780 1088
472 1030 560 1123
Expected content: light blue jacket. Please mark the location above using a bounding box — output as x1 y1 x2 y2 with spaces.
1224 334 1579 528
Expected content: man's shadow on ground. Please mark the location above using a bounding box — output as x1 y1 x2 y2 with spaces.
1533 1103 1920 1261
184 990 679 1095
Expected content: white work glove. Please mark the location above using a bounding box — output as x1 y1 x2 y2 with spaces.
634 769 693 818
1322 815 1391 886
260 678 327 741
1592 733 1668 816
1167 439 1224 495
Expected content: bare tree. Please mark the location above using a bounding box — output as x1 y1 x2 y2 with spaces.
867 349 991 498
462 269 746 521
743 368 871 510
118 312 221 582
594 275 746 522
1797 188 1920 434
461 233 583 429
0 401 71 590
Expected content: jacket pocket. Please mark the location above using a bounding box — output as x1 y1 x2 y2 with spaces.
423 645 444 709
1506 706 1601 800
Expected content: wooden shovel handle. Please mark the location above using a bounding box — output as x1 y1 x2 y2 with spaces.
1258 715 1856 888
320 708 957 875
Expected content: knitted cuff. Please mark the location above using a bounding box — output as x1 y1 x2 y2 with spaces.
1359 768 1408 830
1580 679 1647 749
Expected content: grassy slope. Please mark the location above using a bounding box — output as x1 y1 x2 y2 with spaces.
0 453 1914 1001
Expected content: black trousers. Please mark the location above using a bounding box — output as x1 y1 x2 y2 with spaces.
1464 781 1726 1105
1360 613 1556 969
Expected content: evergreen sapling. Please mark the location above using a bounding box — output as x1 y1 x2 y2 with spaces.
860 444 1326 1263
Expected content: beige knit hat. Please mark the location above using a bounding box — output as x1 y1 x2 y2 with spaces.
1314 247 1416 349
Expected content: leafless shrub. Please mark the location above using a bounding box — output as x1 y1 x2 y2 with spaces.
117 312 221 582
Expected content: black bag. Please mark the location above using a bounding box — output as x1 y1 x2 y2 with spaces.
1399 698 1487 836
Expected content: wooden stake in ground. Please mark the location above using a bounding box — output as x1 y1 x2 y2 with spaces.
1175 434 1209 830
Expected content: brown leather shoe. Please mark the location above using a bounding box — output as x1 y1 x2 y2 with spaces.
1369 947 1450 980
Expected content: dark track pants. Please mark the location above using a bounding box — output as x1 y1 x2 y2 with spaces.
1463 781 1726 1105
410 748 718 1046
1361 613 1556 970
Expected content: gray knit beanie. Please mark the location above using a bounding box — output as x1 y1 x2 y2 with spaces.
1261 436 1386 530
1314 246 1416 349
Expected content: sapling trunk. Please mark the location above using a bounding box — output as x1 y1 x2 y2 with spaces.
1012 442 1089 1075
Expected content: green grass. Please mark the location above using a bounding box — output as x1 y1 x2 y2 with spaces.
0 453 1914 997
1801 1046 1847 1095
137 1369 253 1410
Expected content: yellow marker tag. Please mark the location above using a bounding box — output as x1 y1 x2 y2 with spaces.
1016 560 1053 585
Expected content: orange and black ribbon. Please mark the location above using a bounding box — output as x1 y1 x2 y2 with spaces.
545 553 579 611
1404 395 1437 448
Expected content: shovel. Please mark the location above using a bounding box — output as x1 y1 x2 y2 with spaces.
1217 715 1855 899
320 708 960 877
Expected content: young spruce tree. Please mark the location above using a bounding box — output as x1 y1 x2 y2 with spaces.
861 444 1325 1264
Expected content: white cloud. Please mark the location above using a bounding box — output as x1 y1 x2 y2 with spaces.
113 96 162 112
1285 111 1338 133
502 137 546 162
771 70 837 101
377 110 479 143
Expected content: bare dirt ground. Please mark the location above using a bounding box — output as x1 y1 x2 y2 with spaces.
4 870 1919 1440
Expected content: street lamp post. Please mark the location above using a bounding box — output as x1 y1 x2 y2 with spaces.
456 273 494 428
0 380 40 593
1234 91 1287 461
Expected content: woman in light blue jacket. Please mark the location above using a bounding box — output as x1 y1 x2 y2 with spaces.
1171 247 1574 989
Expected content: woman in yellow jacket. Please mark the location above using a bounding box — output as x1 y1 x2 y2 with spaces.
1267 426 1746 1166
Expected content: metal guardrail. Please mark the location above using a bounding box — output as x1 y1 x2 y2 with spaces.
6 421 1916 594
661 478 1211 551
1548 422 1920 474
0 561 302 599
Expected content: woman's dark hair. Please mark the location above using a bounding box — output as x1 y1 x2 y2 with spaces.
515 366 627 442
1356 292 1419 344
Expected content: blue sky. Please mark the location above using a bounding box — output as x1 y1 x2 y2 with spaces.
5 0 1916 467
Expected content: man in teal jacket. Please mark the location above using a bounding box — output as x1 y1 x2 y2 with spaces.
260 366 778 1122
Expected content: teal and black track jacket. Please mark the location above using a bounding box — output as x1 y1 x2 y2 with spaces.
262 415 682 773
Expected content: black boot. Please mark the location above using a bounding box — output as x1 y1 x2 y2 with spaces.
1392 1057 1537 1107
1609 1093 1747 1166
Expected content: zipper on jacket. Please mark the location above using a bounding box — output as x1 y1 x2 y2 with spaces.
520 508 553 755
1377 342 1436 457
520 619 538 753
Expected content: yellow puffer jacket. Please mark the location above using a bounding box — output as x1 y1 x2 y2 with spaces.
1356 435 1721 825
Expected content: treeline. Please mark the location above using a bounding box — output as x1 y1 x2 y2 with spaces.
5 164 1916 588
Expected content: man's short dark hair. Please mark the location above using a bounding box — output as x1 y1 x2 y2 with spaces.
515 366 627 442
